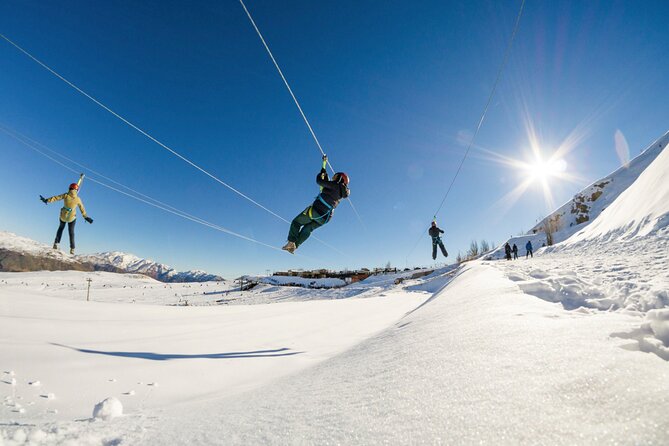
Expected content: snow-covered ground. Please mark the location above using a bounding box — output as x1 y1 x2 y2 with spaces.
1 135 668 443
0 270 431 443
3 257 667 445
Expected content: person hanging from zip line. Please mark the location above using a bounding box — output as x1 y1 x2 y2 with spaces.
428 220 448 260
282 155 350 254
40 178 93 255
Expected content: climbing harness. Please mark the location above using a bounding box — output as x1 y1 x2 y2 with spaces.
307 195 334 224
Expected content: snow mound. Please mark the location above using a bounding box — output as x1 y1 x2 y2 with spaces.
566 138 669 243
647 310 669 347
92 397 123 421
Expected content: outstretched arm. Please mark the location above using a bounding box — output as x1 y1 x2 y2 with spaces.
45 193 67 204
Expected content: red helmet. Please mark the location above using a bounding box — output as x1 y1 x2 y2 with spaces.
69 183 79 191
333 172 349 185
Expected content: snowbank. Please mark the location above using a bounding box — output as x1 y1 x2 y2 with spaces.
566 137 669 243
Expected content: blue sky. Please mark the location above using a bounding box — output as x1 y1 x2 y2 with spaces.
1 0 668 278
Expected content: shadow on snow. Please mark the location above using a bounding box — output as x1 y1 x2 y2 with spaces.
50 343 303 361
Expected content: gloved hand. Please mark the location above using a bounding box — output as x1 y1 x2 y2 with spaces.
84 217 94 224
322 154 328 162
40 195 48 204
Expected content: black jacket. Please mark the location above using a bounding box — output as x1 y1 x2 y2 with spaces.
312 168 349 218
428 226 444 238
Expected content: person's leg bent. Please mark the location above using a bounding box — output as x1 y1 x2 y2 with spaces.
288 209 311 243
296 220 322 247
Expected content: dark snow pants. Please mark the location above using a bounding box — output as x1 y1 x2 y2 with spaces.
288 207 325 248
55 219 76 249
431 237 448 260
526 249 533 259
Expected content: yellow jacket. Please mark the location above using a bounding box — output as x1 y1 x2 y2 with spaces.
47 190 89 223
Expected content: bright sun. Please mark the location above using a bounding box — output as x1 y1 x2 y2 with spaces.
528 156 567 182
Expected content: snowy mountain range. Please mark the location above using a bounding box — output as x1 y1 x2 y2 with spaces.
0 231 224 283
78 251 224 283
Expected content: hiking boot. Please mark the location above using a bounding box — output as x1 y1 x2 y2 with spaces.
52 243 59 250
281 241 297 254
69 248 75 255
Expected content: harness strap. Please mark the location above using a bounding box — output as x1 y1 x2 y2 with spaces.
306 194 333 224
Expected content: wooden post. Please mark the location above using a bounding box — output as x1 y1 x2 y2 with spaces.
86 278 92 302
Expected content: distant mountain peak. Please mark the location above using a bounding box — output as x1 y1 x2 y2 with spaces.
0 231 224 283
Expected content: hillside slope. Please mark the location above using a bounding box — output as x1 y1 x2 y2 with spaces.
0 231 223 282
565 134 669 243
532 131 668 242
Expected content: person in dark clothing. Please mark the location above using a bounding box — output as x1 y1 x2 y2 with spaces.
512 243 518 260
526 240 533 259
282 155 350 254
504 242 512 260
428 221 448 260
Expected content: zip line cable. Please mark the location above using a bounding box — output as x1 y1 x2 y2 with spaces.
0 124 324 257
406 0 526 261
238 0 366 230
0 33 286 223
0 33 347 257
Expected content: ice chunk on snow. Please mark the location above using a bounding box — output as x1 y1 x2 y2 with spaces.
12 429 27 443
93 397 123 420
27 429 47 442
647 309 669 346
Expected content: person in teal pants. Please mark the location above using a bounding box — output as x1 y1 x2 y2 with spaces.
282 155 350 253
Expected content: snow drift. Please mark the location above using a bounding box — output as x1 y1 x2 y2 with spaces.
566 136 669 242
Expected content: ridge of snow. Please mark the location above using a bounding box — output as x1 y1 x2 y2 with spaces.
531 131 669 242
486 131 669 259
0 231 77 263
564 135 669 243
79 252 225 283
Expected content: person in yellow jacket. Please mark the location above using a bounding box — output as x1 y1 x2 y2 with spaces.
40 182 93 255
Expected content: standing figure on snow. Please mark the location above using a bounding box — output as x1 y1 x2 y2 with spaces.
504 242 512 260
282 155 350 254
428 221 448 260
40 181 93 255
526 240 533 259
512 243 518 260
